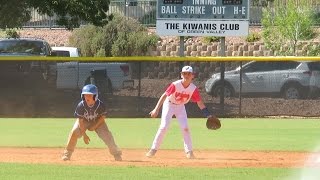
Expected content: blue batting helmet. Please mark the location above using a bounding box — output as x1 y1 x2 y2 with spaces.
81 84 98 101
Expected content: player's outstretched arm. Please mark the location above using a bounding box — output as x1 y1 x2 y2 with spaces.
78 118 91 144
149 93 167 118
83 133 90 144
78 118 87 134
197 100 212 118
196 101 206 112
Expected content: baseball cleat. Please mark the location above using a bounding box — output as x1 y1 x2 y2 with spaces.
114 154 122 161
146 149 157 158
61 150 72 161
186 151 195 159
61 155 70 161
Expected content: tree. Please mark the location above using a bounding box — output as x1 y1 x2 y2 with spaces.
0 0 111 30
261 0 316 56
0 0 32 29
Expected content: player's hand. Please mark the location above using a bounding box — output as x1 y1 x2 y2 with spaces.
87 125 96 131
83 133 90 145
149 109 159 118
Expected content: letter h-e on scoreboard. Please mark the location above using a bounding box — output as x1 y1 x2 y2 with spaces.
156 0 249 37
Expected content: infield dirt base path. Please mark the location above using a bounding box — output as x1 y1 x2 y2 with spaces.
0 148 320 168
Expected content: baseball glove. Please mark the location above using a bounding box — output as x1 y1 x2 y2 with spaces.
206 116 221 130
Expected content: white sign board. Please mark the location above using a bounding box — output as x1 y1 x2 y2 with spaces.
156 20 249 36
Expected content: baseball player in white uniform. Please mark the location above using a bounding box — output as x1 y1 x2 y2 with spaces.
146 65 213 159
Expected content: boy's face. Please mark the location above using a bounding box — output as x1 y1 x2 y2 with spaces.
83 94 95 106
181 72 194 81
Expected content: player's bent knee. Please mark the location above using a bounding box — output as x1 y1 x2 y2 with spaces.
183 128 189 132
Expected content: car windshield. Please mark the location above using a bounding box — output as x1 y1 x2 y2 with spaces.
0 40 45 55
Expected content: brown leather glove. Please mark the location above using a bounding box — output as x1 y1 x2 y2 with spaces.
206 116 221 130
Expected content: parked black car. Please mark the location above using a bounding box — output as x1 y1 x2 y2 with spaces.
0 38 56 87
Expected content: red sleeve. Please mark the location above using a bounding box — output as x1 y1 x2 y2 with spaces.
165 83 175 96
190 88 201 102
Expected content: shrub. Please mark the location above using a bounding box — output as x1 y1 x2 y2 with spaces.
69 25 103 56
201 36 221 44
245 32 261 42
69 14 159 57
5 29 20 38
307 44 320 56
312 12 320 26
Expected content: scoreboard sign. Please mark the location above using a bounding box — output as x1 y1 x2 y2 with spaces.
156 0 250 36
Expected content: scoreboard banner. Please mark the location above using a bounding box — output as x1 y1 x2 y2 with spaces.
156 0 250 36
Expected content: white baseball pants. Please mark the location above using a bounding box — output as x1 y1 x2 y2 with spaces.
150 99 193 153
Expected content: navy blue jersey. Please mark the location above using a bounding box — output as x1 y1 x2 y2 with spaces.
74 99 107 122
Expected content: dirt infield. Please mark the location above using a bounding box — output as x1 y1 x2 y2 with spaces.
0 148 318 168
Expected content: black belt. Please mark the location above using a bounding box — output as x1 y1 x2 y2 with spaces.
169 100 179 105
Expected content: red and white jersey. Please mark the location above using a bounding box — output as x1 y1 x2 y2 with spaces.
165 80 201 105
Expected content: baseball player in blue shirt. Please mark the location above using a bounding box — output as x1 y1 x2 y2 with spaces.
62 84 122 161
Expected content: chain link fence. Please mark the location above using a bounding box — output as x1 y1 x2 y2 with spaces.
1 59 320 118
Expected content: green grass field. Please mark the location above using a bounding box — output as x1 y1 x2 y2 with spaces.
0 118 319 179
